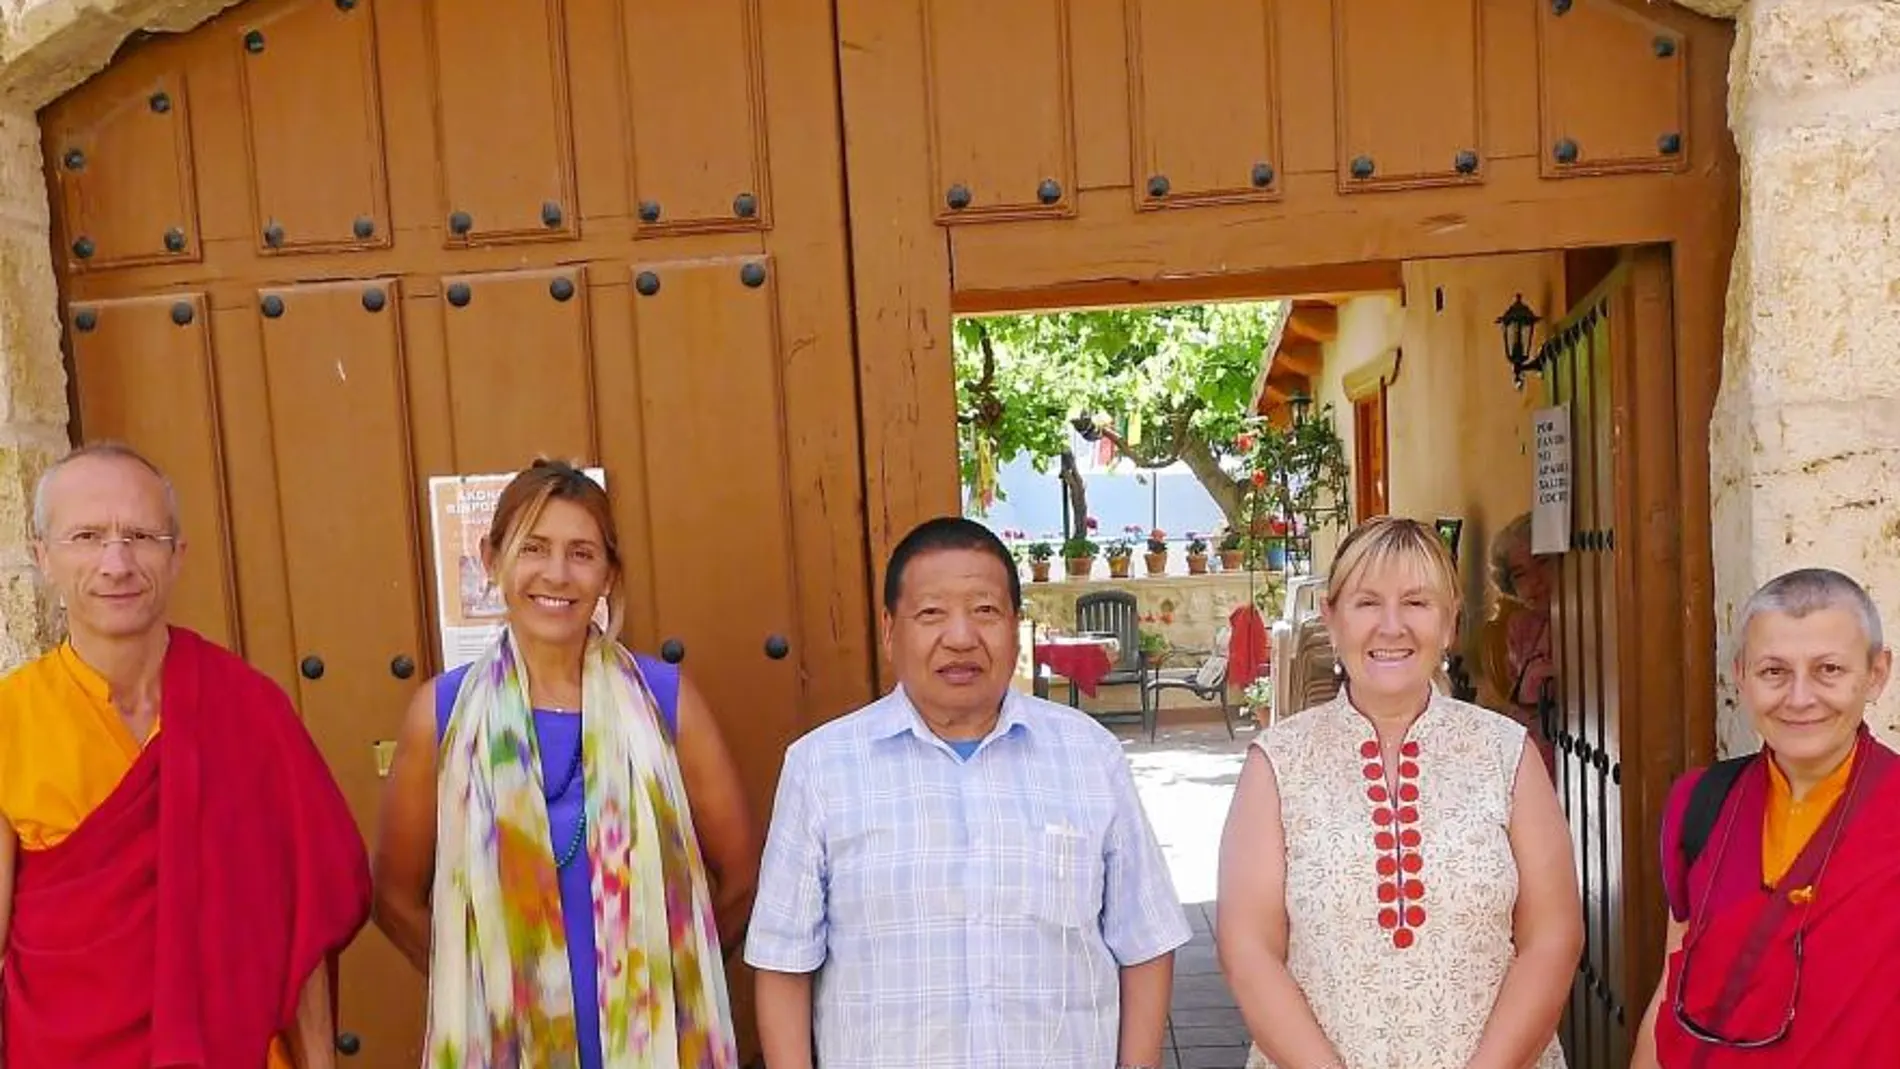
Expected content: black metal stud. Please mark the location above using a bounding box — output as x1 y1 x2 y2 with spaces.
638 200 662 223
448 210 472 236
549 277 575 302
1350 156 1375 179
170 301 194 326
335 1033 361 1056
635 271 660 296
164 227 186 253
1037 178 1062 205
446 283 471 307
945 184 972 211
261 294 285 318
62 148 84 171
1251 162 1275 188
1146 174 1170 198
1658 132 1682 155
299 655 324 680
263 221 285 248
336 0 357 10
1455 150 1480 175
764 635 790 660
733 192 758 218
72 237 95 260
353 216 375 240
389 654 413 680
362 288 386 313
149 91 171 114
244 29 266 54
1554 138 1580 164
1551 0 1572 13
1654 36 1677 58
660 638 685 664
740 262 767 288
74 308 97 332
541 201 563 228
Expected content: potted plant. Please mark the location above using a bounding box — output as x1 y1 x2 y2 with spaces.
1026 539 1055 582
1061 534 1098 579
1144 528 1169 576
1217 529 1245 571
1137 627 1169 667
1185 532 1209 575
1260 515 1289 571
1105 538 1134 578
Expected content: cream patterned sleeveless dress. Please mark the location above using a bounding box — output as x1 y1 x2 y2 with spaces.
1244 692 1566 1069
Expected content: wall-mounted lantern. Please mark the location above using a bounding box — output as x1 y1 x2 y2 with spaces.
1289 392 1313 424
1496 293 1543 388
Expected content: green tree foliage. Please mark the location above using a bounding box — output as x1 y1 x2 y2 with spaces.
954 301 1288 527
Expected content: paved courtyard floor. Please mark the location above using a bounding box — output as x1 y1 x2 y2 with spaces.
1114 712 1262 1069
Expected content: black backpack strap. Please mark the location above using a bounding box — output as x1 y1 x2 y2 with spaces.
1679 755 1755 870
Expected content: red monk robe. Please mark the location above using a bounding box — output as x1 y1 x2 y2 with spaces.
1653 729 1900 1068
0 627 371 1069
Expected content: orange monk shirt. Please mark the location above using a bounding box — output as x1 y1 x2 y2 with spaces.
0 644 294 1069
1762 748 1855 887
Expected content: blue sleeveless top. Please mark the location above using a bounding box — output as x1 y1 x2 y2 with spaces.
433 654 679 1069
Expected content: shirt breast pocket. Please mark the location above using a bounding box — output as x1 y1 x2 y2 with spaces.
997 817 1099 931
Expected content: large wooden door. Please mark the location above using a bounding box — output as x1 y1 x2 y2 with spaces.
1544 248 1684 1069
41 0 870 1064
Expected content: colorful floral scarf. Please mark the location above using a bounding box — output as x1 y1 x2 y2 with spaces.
427 626 737 1068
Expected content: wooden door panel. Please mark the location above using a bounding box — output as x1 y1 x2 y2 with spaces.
423 0 577 244
923 0 1076 221
46 59 199 272
65 294 236 648
624 0 771 234
1331 0 1483 190
629 256 802 817
438 266 597 471
255 278 426 1068
1126 0 1281 208
1591 309 1630 1063
1538 1 1687 177
235 0 390 253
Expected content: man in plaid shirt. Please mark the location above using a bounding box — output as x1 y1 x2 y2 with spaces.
747 517 1189 1069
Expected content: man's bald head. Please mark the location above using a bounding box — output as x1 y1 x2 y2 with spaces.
32 442 180 541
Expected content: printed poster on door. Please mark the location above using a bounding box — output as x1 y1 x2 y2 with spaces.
1531 406 1571 556
427 468 608 670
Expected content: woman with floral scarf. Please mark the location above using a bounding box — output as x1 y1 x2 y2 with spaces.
372 460 757 1068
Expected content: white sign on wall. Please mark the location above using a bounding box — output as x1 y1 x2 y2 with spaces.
427 468 608 669
1531 407 1572 556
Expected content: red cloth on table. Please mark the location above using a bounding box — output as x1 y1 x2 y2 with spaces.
3 627 371 1069
1034 640 1114 697
1227 604 1270 688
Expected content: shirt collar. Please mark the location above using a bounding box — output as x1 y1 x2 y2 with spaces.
868 683 1033 747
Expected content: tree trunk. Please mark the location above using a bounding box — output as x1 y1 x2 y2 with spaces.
1178 434 1248 530
1058 448 1090 539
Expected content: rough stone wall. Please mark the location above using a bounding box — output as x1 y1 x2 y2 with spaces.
1708 0 1900 752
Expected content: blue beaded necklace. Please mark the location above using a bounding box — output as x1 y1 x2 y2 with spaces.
543 714 587 870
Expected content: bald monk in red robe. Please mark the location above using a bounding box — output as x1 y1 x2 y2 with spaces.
0 442 370 1068
1632 567 1900 1068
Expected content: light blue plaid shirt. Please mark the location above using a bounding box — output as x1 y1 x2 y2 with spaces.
745 685 1191 1069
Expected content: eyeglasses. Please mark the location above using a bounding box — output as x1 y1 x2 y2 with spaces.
1670 926 1802 1048
48 529 177 558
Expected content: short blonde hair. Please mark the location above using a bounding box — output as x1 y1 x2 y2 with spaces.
1327 516 1462 616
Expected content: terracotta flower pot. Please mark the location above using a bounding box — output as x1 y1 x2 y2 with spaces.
1108 556 1131 578
1031 560 1052 582
1187 553 1209 575
1143 551 1168 576
1219 549 1245 571
1064 556 1095 579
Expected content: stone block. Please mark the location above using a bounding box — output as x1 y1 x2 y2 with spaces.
0 225 70 429
0 441 60 669
1743 1 1900 99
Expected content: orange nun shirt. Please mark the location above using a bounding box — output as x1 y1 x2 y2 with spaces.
0 643 296 1069
1762 747 1855 887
